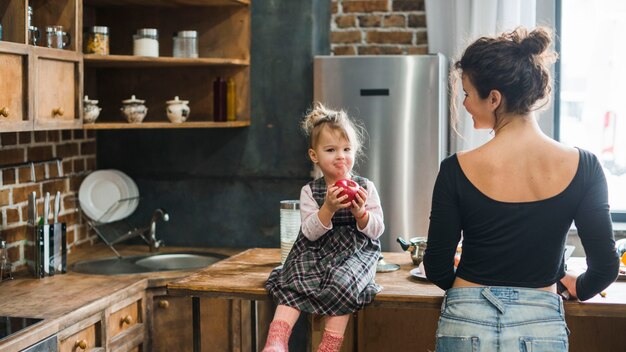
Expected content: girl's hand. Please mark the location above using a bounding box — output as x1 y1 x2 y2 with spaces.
324 186 351 214
351 187 368 218
560 270 580 299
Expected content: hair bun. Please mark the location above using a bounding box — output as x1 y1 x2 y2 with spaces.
520 27 552 56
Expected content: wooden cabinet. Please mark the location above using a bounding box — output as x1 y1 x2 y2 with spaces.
55 290 144 352
146 287 256 352
81 0 251 130
0 0 82 131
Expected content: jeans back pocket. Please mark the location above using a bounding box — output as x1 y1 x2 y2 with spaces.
519 337 568 352
436 336 479 352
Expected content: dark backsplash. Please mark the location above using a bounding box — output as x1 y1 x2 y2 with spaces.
96 0 330 249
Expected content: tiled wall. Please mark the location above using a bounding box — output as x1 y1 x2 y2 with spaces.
0 130 97 271
331 0 428 55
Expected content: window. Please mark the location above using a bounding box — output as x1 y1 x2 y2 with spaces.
557 0 626 221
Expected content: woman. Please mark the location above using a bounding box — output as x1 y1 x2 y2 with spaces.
424 27 619 351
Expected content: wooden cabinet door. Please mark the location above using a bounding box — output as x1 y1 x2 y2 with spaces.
150 294 192 352
0 44 30 131
34 51 82 130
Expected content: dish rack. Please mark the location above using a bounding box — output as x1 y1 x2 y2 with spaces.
84 196 146 258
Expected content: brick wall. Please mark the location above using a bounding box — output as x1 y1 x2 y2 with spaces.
0 130 98 272
331 0 428 55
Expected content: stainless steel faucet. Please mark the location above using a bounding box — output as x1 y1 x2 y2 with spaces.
147 208 169 252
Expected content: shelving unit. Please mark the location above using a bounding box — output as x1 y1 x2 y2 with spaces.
0 0 82 132
81 0 251 129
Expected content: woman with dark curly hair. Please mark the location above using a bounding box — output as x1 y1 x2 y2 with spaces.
424 27 619 352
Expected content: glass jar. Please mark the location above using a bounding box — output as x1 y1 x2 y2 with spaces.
84 26 109 55
173 30 198 58
133 28 159 57
280 200 301 264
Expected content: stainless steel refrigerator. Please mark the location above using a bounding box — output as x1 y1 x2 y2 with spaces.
314 54 448 251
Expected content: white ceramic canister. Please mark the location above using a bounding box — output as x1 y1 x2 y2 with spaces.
166 96 190 123
121 95 148 123
133 28 159 57
83 95 102 123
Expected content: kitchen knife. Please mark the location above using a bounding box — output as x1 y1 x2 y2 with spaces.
52 191 62 274
43 192 50 225
54 191 60 224
43 192 50 275
28 191 37 226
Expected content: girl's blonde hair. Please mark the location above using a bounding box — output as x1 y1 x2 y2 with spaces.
301 102 365 159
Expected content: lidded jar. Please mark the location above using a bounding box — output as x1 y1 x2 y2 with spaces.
166 96 190 123
84 26 109 55
83 95 102 124
133 28 159 57
120 95 148 123
173 30 198 58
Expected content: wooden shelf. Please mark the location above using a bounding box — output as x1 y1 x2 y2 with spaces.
83 0 249 7
83 54 249 68
83 120 250 129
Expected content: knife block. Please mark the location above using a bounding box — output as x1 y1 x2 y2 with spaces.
26 223 67 278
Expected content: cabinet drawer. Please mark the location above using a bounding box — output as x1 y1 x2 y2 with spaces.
108 297 143 340
57 313 103 352
0 50 29 131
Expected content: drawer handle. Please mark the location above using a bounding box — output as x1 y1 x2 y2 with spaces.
75 339 87 349
158 300 170 309
0 107 8 117
52 107 64 117
121 315 133 325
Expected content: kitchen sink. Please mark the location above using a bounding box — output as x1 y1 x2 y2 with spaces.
71 252 228 275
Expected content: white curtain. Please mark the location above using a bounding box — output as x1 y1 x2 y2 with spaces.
425 0 537 153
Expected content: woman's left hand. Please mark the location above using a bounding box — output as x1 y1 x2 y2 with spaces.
560 270 580 299
351 187 368 218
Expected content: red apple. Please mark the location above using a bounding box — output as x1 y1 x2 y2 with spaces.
334 179 360 204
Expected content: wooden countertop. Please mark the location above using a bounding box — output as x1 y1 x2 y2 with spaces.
0 244 243 352
168 248 626 317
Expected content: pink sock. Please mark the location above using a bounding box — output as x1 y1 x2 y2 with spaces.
316 331 344 352
262 320 291 352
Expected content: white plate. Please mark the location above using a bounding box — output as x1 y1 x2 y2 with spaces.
409 267 428 281
79 170 135 223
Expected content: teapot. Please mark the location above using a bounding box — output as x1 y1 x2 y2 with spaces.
83 95 101 124
121 95 147 123
397 236 427 266
166 96 190 123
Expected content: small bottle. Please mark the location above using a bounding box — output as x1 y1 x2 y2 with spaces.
213 77 227 122
226 78 236 121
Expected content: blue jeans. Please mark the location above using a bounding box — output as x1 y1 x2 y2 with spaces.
435 287 569 352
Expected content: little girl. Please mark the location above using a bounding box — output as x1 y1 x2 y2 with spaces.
264 102 385 352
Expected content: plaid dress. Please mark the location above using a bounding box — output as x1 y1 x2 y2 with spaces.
265 176 382 316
